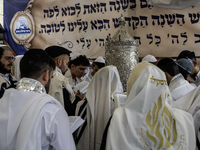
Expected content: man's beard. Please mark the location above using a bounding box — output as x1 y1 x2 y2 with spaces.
45 77 51 93
60 61 67 75
0 61 11 74
45 70 52 93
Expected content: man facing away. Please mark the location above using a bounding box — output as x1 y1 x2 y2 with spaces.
0 45 17 97
45 45 83 116
177 50 200 86
0 49 76 150
65 52 90 87
157 58 196 101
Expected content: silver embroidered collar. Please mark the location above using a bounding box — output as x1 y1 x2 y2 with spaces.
17 78 46 93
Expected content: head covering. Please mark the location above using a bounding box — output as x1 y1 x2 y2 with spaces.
70 52 81 60
105 61 195 150
94 56 105 64
45 46 71 58
177 50 196 60
142 54 157 63
83 65 123 150
176 58 193 74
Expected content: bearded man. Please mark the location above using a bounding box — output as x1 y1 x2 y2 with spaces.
0 49 76 150
0 45 17 97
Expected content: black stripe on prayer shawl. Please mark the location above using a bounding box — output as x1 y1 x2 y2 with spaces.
78 100 88 116
74 100 88 144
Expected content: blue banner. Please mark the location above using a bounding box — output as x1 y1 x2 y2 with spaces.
4 0 29 55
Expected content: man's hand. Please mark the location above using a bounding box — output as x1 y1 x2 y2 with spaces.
76 90 84 100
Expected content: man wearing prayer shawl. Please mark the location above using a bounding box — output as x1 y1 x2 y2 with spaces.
45 46 83 116
157 58 196 101
65 53 90 87
75 65 123 150
82 56 105 82
0 45 17 97
0 49 76 150
104 62 195 150
172 85 200 149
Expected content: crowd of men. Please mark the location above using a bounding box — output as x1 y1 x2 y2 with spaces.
0 44 199 150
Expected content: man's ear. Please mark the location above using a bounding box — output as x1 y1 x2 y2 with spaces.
42 70 49 83
165 72 172 85
56 57 62 68
71 64 75 70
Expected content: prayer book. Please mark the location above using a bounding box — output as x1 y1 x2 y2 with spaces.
114 93 127 108
69 116 85 133
73 81 90 94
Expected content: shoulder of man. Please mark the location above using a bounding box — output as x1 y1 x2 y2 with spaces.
52 70 70 85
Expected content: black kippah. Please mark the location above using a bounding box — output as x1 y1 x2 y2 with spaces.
45 45 72 58
177 50 195 60
24 49 48 56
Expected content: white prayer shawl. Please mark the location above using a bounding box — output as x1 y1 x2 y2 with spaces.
11 55 23 81
65 69 82 87
148 0 200 9
169 73 196 101
106 62 195 150
172 85 200 146
49 69 75 104
0 88 74 150
0 74 10 88
81 70 93 82
77 65 123 150
193 71 200 86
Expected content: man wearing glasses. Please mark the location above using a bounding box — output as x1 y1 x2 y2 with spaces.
0 45 17 97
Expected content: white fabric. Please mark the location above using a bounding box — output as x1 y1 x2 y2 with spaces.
193 71 200 86
0 88 76 150
172 85 200 146
148 0 200 9
81 70 93 82
65 69 82 87
0 44 8 47
142 54 157 63
70 52 81 60
169 73 196 101
49 69 75 105
106 62 195 150
77 65 123 150
11 55 23 81
94 56 105 64
0 73 16 87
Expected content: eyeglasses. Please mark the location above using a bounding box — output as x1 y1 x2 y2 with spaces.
3 56 16 61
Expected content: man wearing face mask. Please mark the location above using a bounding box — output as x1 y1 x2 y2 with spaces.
0 45 17 97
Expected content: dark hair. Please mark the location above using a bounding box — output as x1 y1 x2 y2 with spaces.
157 58 179 76
94 62 105 69
0 46 13 59
177 50 196 61
68 55 90 68
20 49 56 79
